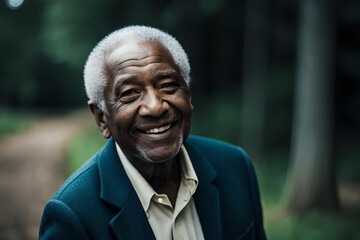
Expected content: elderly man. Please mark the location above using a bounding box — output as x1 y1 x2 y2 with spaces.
39 26 266 240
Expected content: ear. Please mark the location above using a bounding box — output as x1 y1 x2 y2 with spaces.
88 102 111 139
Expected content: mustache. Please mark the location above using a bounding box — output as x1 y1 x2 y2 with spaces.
134 115 179 130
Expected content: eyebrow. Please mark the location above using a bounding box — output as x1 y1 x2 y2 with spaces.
155 69 178 80
114 73 136 84
113 74 136 94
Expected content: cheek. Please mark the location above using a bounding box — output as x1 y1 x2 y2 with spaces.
166 91 193 114
113 106 138 130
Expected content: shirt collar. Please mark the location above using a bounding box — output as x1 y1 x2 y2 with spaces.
115 143 198 212
180 145 198 184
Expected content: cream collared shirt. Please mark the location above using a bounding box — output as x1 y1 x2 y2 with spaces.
116 143 204 240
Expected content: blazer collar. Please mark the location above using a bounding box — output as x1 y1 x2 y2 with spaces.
185 138 222 240
98 138 130 208
98 138 155 239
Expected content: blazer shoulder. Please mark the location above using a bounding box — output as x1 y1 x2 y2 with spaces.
186 135 250 163
185 135 256 182
52 154 100 203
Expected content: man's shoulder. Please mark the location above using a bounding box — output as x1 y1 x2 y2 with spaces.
52 154 100 203
185 135 251 170
40 143 120 239
186 135 249 159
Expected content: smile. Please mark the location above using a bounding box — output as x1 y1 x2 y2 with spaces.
145 124 171 134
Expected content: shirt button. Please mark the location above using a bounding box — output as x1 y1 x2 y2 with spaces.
176 220 181 226
179 237 184 240
157 197 163 203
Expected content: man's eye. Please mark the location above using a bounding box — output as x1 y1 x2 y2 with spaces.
121 89 136 97
119 89 140 102
160 82 179 94
161 82 178 89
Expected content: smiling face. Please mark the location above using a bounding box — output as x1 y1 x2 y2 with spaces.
101 41 193 167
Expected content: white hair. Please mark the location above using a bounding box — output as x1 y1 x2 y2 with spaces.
84 25 191 112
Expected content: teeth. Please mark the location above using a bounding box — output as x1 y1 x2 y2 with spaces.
145 124 171 134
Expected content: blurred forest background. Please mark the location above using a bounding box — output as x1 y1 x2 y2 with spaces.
0 0 359 239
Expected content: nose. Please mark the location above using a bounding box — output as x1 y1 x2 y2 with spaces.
139 90 169 118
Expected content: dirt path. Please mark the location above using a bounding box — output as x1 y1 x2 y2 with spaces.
0 110 91 240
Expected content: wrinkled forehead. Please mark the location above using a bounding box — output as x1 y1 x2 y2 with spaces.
105 40 175 67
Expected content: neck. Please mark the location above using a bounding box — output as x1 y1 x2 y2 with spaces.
133 154 181 207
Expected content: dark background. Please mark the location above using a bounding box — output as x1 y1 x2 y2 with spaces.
1 0 359 156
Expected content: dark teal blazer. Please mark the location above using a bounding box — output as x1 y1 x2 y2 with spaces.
39 135 266 239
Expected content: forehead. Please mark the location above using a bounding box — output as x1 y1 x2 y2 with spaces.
105 40 176 70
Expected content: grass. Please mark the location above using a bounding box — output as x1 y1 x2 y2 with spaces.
264 207 360 240
254 156 360 240
0 109 32 135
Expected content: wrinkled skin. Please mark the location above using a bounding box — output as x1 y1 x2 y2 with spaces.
89 41 194 204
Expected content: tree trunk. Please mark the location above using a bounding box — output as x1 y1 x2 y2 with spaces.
283 0 339 214
241 0 269 159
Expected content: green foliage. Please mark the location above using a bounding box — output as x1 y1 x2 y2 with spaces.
337 143 360 182
252 152 289 206
41 0 110 69
264 68 295 151
190 89 243 145
1 0 247 109
0 109 32 135
66 123 106 176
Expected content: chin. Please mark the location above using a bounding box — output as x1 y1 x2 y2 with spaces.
135 134 183 164
135 146 181 164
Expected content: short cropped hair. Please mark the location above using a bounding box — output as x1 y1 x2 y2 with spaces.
84 25 191 112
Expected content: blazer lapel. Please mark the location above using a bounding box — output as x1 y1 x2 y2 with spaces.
185 140 222 240
109 190 155 240
98 138 155 240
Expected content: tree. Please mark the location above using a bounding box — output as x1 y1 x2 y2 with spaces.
283 0 339 214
